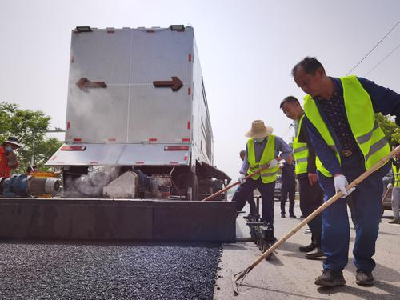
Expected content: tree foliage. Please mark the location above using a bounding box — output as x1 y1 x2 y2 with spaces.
375 113 400 146
0 102 62 173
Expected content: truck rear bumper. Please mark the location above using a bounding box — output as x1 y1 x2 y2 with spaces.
46 143 191 167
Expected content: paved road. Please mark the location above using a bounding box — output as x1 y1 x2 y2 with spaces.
0 242 220 299
214 201 400 300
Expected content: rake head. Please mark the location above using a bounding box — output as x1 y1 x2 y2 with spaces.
232 268 251 296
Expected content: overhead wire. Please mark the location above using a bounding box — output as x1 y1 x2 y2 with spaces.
347 20 400 75
364 43 400 76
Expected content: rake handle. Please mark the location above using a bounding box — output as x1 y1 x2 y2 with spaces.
202 164 271 202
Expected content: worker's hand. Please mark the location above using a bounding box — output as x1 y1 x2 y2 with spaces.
268 159 278 169
308 173 318 186
387 183 394 190
238 174 246 183
334 174 355 198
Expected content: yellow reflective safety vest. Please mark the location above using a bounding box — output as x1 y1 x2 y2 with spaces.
393 163 400 188
293 115 324 175
293 115 308 175
247 135 279 183
304 75 390 177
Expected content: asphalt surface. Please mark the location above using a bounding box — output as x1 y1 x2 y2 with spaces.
214 201 400 300
0 242 221 299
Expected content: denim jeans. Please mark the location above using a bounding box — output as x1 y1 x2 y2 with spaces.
318 150 389 272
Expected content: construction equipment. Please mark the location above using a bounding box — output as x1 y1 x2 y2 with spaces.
0 174 60 198
46 25 230 200
232 146 400 296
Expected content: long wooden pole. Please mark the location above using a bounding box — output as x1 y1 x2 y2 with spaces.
232 145 399 294
202 164 271 202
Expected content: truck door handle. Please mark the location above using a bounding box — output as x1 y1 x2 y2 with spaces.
76 78 107 91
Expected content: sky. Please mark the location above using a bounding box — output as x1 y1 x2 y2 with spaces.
1 0 400 180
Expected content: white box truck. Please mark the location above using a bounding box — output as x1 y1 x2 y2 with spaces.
46 25 230 200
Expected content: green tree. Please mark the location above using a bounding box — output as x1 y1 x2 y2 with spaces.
375 113 400 146
0 102 62 173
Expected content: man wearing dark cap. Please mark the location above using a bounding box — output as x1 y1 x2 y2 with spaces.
0 137 21 178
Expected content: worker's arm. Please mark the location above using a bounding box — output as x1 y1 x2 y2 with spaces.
274 136 293 162
239 146 249 174
358 77 400 125
303 116 341 175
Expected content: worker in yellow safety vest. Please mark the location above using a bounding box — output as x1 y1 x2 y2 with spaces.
280 96 324 259
387 145 400 224
232 120 292 236
292 57 400 287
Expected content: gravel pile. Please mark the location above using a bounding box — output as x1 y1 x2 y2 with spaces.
0 242 222 299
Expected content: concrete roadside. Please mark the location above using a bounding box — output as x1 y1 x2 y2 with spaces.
214 201 400 300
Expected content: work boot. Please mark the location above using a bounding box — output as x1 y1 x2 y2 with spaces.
281 213 286 218
305 247 325 259
388 218 399 224
355 270 374 286
299 242 316 253
290 214 296 218
314 270 346 287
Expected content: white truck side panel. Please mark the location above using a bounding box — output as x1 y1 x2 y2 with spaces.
191 39 214 166
67 30 131 143
128 87 191 143
128 29 192 143
47 26 215 168
66 28 192 144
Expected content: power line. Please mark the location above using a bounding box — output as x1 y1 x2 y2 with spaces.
364 43 400 76
347 20 400 75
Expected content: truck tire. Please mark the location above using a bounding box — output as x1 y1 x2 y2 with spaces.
186 172 198 201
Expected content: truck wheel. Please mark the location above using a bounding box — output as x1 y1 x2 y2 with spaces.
186 172 198 201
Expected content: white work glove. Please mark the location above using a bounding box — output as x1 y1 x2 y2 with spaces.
387 183 394 189
238 174 246 183
334 174 355 198
268 159 278 169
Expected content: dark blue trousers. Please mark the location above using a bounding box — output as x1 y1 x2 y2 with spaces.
281 182 295 216
318 151 389 272
298 177 323 245
232 178 275 226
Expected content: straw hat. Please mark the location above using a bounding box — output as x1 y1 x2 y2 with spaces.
245 120 273 139
2 136 21 148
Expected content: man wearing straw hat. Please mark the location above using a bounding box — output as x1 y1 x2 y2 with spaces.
232 120 292 233
292 57 400 287
0 137 21 178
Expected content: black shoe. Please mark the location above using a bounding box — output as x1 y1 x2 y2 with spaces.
300 215 306 218
315 270 346 287
306 247 325 259
290 214 296 218
299 242 316 253
388 218 400 224
355 270 374 286
281 214 286 218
